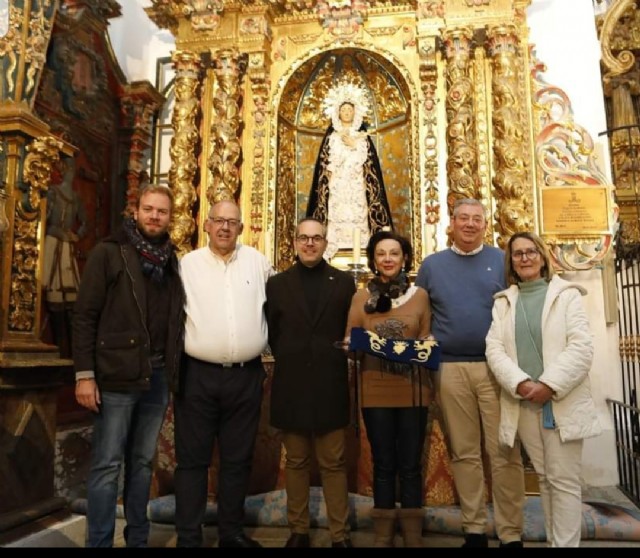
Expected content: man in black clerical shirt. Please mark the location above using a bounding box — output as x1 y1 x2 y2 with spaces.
266 217 356 548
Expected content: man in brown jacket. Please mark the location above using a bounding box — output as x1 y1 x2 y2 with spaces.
73 184 185 547
266 217 356 548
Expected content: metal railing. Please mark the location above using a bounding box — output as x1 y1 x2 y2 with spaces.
608 399 640 508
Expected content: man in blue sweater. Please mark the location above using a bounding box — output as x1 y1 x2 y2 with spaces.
416 198 525 548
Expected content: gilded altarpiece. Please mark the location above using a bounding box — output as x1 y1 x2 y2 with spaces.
146 0 617 506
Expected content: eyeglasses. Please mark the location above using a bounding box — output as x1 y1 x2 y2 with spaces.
209 217 240 228
455 215 485 225
512 248 540 261
296 234 325 244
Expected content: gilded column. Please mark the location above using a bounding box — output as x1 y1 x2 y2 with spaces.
121 82 165 216
275 121 296 270
418 35 440 254
207 48 248 204
606 75 640 245
442 28 478 215
246 52 271 251
169 50 201 258
1 135 61 352
486 24 532 248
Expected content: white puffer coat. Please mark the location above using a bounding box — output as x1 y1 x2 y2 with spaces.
485 275 602 447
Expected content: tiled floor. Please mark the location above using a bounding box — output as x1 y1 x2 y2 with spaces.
3 486 640 548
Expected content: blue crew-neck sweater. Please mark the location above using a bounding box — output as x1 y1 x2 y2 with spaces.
415 246 505 362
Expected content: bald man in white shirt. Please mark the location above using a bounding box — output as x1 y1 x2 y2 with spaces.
174 200 274 548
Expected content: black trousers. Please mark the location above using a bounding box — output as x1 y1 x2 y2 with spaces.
362 406 428 509
173 355 265 546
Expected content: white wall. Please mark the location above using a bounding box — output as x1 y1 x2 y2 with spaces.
108 0 174 84
527 0 611 177
562 269 621 486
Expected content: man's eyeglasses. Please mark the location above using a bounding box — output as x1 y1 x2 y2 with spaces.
512 248 540 261
296 234 325 244
209 217 240 228
455 215 485 225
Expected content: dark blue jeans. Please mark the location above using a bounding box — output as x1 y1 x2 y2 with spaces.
86 366 169 547
362 406 428 509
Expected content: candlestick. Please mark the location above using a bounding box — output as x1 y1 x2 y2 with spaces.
347 262 367 288
352 228 361 264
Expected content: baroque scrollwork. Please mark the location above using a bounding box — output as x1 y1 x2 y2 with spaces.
23 135 62 213
207 49 248 204
532 51 619 271
316 0 367 38
275 121 296 269
443 28 478 214
9 216 39 332
183 0 224 32
473 45 493 243
418 37 440 230
599 0 636 81
0 4 24 96
169 50 201 258
247 53 271 249
23 1 56 99
487 24 531 249
145 0 189 34
10 135 61 333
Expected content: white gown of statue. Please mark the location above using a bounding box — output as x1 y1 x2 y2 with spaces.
325 124 369 260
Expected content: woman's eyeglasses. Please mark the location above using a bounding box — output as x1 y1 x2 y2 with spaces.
511 248 539 261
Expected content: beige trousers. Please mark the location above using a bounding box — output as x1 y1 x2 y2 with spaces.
282 429 350 543
519 401 583 547
436 362 525 543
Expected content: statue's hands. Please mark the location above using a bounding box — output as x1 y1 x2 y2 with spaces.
75 379 101 413
340 132 357 148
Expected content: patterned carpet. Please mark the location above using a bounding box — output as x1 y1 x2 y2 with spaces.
71 486 640 542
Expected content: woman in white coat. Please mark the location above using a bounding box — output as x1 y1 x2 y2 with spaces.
485 231 602 547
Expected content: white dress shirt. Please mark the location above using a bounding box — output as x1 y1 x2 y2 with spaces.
181 243 274 364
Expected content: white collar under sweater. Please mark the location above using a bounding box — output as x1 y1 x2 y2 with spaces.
451 243 484 256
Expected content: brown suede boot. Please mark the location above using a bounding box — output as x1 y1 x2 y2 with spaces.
369 508 397 548
398 508 425 548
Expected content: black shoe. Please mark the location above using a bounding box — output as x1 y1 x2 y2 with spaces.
499 540 524 548
331 539 353 548
285 533 311 548
461 533 489 548
219 534 263 548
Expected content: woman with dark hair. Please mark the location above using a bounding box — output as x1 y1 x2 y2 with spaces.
485 231 602 547
343 230 433 547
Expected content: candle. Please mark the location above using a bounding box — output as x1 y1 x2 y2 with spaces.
425 223 434 256
352 228 361 264
264 231 273 265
